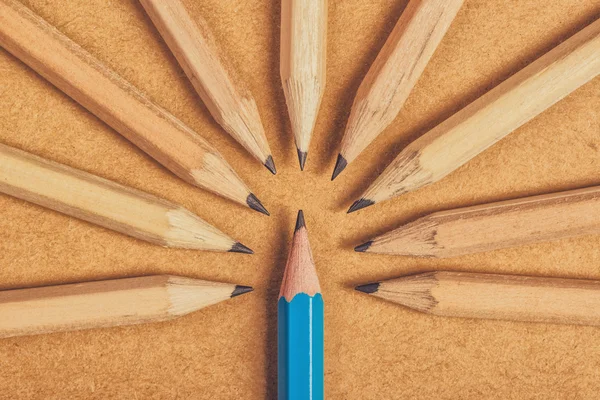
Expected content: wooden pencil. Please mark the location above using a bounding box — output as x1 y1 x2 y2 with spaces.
279 211 324 399
356 271 600 326
348 18 600 213
280 0 327 170
138 0 276 174
0 275 253 338
0 0 269 214
356 185 600 257
0 143 253 253
332 0 464 180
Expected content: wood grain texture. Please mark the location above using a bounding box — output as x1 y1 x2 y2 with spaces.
0 275 247 338
356 17 600 209
1 0 599 398
337 0 464 171
280 0 327 169
363 185 600 257
0 0 255 207
0 143 241 251
363 271 600 326
138 0 274 170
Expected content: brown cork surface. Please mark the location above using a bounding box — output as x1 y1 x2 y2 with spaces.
0 0 599 398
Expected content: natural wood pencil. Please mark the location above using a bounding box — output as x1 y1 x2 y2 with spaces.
356 185 600 257
0 143 252 253
0 275 253 338
0 0 269 214
348 18 600 213
332 0 464 180
280 0 327 171
356 271 600 326
138 0 276 174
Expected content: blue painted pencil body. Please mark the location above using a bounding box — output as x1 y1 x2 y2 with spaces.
278 293 324 400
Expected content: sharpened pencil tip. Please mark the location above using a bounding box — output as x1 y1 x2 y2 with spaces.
355 241 373 252
331 154 347 180
264 156 277 175
297 149 307 171
229 242 254 254
347 198 375 213
231 285 254 297
246 193 270 216
295 210 306 232
355 282 380 294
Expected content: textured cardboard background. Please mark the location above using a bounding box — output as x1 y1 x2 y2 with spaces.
0 0 599 398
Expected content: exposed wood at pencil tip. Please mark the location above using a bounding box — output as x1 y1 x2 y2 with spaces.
336 0 465 176
280 210 321 301
353 149 430 209
0 143 242 252
357 18 600 208
0 0 255 208
365 185 600 257
0 275 253 339
280 0 327 171
138 0 274 170
371 272 439 313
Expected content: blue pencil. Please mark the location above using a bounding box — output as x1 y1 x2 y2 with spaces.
278 210 324 400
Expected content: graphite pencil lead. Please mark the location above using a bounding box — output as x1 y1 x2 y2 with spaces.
264 155 277 175
355 282 380 294
229 242 254 254
295 210 306 232
347 198 375 214
297 149 307 171
331 154 347 181
231 285 254 297
354 241 373 252
246 193 270 216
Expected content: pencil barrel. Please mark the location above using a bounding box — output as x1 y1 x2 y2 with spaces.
340 0 464 163
362 18 600 204
280 0 327 156
378 272 600 326
0 0 251 205
0 276 172 338
278 294 324 400
0 143 176 246
432 273 600 325
369 186 600 257
139 0 272 165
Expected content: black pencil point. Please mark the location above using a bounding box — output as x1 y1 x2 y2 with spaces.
264 155 277 175
355 241 373 252
246 193 270 216
347 198 375 213
355 282 380 294
229 242 254 254
295 210 306 232
231 285 254 297
331 154 347 181
297 149 307 171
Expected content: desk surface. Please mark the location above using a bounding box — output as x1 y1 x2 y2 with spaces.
0 0 599 398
